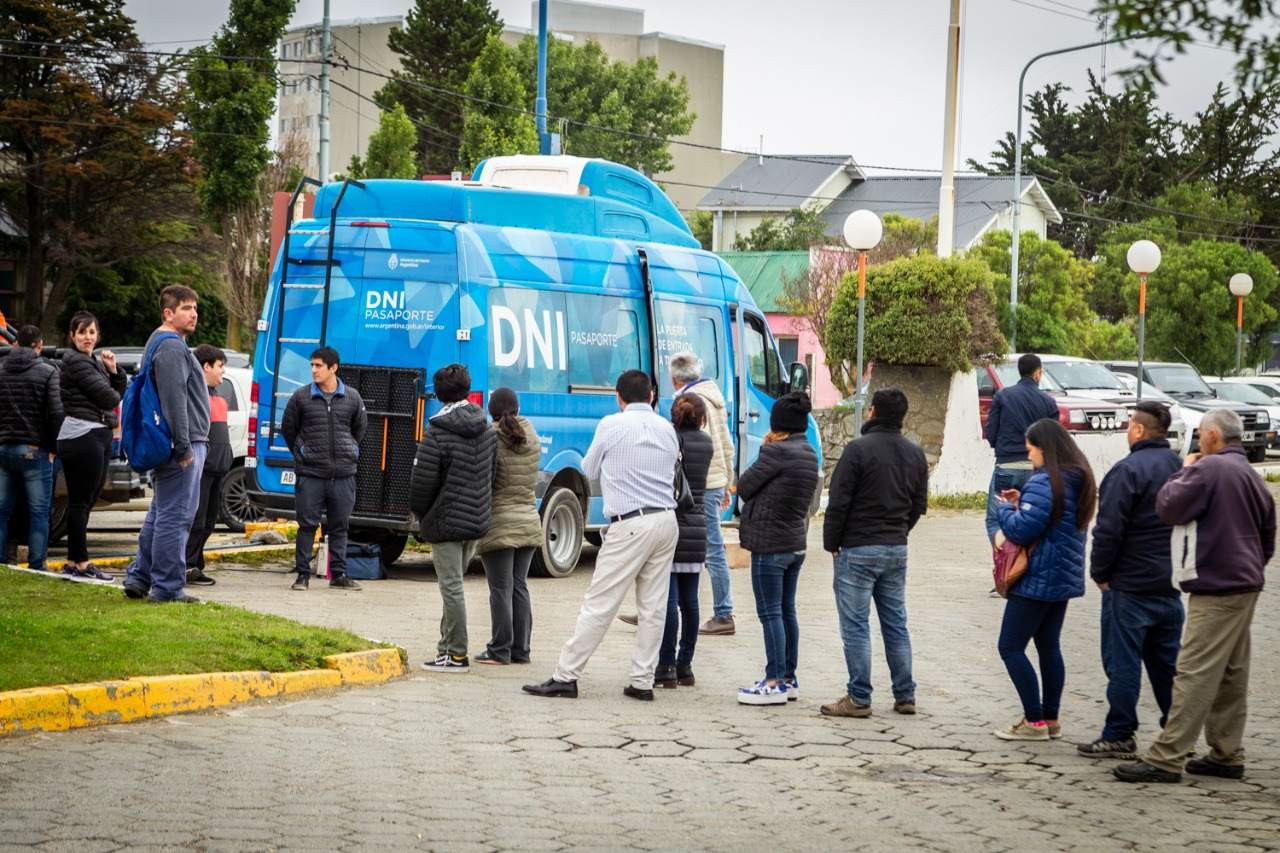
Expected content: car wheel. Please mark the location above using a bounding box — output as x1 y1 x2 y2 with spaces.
219 465 265 533
532 488 584 578
1248 446 1268 464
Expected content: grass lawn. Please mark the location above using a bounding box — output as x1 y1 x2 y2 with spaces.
0 568 391 692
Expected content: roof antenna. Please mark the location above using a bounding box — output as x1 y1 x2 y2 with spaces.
758 134 764 166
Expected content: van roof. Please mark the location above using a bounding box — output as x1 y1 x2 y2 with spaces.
313 157 699 249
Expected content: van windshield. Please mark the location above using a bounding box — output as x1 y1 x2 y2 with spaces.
1043 361 1125 390
1148 366 1213 397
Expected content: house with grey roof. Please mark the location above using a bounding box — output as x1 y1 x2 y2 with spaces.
696 155 865 251
697 159 1061 252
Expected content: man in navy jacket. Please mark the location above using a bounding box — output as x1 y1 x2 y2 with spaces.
1079 402 1183 760
984 354 1058 554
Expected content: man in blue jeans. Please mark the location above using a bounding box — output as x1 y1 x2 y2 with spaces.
820 389 928 718
0 326 63 571
1079 401 1183 759
984 354 1057 594
124 286 210 604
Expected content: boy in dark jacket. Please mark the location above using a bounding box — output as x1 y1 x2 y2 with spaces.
281 346 368 592
185 346 234 586
1079 402 1183 759
821 388 928 718
0 325 63 571
410 364 497 673
1117 409 1275 784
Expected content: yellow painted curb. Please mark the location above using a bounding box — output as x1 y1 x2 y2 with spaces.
0 649 402 738
14 545 295 572
323 649 404 684
243 521 300 539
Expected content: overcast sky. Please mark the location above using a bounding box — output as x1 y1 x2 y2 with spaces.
125 0 1258 173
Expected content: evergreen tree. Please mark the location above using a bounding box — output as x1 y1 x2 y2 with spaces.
347 104 420 179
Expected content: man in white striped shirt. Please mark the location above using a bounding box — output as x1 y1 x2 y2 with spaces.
523 370 680 701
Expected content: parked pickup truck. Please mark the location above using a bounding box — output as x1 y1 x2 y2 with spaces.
977 357 1129 435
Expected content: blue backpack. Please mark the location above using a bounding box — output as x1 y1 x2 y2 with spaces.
121 332 180 473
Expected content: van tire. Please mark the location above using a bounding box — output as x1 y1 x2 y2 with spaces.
533 488 584 578
379 534 408 567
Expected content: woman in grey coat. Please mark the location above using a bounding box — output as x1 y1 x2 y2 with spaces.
475 388 542 664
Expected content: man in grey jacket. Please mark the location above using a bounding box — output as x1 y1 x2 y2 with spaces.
1114 409 1275 783
124 285 211 603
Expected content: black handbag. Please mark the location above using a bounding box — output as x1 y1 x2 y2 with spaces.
673 437 695 513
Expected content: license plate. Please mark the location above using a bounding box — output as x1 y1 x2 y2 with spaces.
1243 432 1255 443
281 470 296 485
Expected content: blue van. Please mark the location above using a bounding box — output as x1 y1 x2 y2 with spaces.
246 156 821 576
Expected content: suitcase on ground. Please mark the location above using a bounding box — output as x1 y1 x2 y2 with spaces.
343 542 385 580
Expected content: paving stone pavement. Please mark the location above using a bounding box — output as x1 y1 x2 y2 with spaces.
2 512 1277 852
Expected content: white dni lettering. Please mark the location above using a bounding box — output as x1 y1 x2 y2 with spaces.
366 290 404 310
491 306 568 370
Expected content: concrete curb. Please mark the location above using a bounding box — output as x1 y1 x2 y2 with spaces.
0 648 404 738
14 545 294 572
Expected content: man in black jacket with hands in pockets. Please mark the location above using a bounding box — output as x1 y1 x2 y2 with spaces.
820 389 928 719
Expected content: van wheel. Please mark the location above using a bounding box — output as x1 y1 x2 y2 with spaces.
219 466 265 533
379 534 408 566
533 488 584 578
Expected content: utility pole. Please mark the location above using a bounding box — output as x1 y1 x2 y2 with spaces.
936 0 962 257
536 0 550 155
318 0 332 180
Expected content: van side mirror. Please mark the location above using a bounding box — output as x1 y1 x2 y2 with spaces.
788 361 810 394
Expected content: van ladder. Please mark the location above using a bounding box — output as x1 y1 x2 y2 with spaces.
265 177 366 456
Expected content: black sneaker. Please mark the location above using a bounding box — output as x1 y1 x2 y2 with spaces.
1186 756 1244 779
475 650 508 666
1077 737 1138 759
329 574 362 590
421 654 469 673
1113 760 1182 784
291 574 309 591
186 569 216 586
623 685 654 701
655 665 677 689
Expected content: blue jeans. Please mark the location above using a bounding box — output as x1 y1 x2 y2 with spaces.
659 573 700 666
833 544 915 705
751 551 803 682
127 444 207 600
703 487 732 618
998 595 1068 722
1100 589 1184 741
986 465 1034 543
0 444 54 570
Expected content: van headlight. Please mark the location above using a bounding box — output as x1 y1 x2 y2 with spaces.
1069 410 1086 425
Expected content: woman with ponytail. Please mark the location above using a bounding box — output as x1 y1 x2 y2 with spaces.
475 388 542 664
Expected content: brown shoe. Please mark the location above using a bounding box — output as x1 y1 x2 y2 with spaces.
820 696 872 718
1045 719 1062 739
617 613 638 626
894 699 917 715
698 615 735 636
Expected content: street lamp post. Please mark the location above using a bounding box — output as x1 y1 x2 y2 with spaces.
842 210 884 430
1127 240 1162 404
1230 273 1255 375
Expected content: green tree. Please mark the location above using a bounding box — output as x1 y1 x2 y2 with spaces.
1100 0 1280 92
0 0 200 331
685 211 713 251
185 0 294 349
375 0 502 174
346 104 419 179
826 254 1006 380
458 35 694 175
734 208 830 251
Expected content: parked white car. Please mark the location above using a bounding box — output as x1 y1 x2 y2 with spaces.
1206 378 1280 448
213 363 263 531
1033 355 1187 452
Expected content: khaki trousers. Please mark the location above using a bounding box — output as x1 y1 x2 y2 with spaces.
1143 591 1259 773
554 510 679 690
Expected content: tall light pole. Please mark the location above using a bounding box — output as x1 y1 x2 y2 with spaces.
1230 273 1255 375
936 0 962 257
842 210 883 430
318 0 331 180
1009 33 1152 350
1127 239 1161 403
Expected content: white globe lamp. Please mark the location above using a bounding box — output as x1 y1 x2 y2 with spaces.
1230 272 1254 297
842 210 883 251
1126 240 1162 275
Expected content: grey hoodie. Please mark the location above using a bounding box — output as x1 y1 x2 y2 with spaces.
145 328 210 458
682 378 736 489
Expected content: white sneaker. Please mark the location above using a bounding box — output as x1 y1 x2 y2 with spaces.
421 654 470 673
785 678 799 701
737 680 788 706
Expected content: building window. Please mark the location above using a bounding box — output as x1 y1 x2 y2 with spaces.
305 76 312 92
279 118 286 134
306 37 315 54
777 335 799 368
292 41 301 58
280 42 287 59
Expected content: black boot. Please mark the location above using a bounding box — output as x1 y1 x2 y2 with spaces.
655 664 678 689
676 664 695 686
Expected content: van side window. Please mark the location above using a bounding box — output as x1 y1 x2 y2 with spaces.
744 313 783 398
567 294 641 386
655 300 722 393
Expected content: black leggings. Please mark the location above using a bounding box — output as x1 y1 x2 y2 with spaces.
57 429 112 564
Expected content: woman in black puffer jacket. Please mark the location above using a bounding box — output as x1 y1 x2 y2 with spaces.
655 394 713 689
57 311 126 582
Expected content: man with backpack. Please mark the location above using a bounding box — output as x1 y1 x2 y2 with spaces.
281 347 368 591
124 285 211 603
0 325 64 572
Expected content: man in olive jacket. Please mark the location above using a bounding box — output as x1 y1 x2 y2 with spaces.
281 347 368 591
410 363 497 673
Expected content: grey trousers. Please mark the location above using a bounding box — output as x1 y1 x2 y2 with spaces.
434 539 477 657
294 475 356 578
481 547 537 662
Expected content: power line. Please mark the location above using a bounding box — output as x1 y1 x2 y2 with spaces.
1057 207 1280 245
1005 0 1098 24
